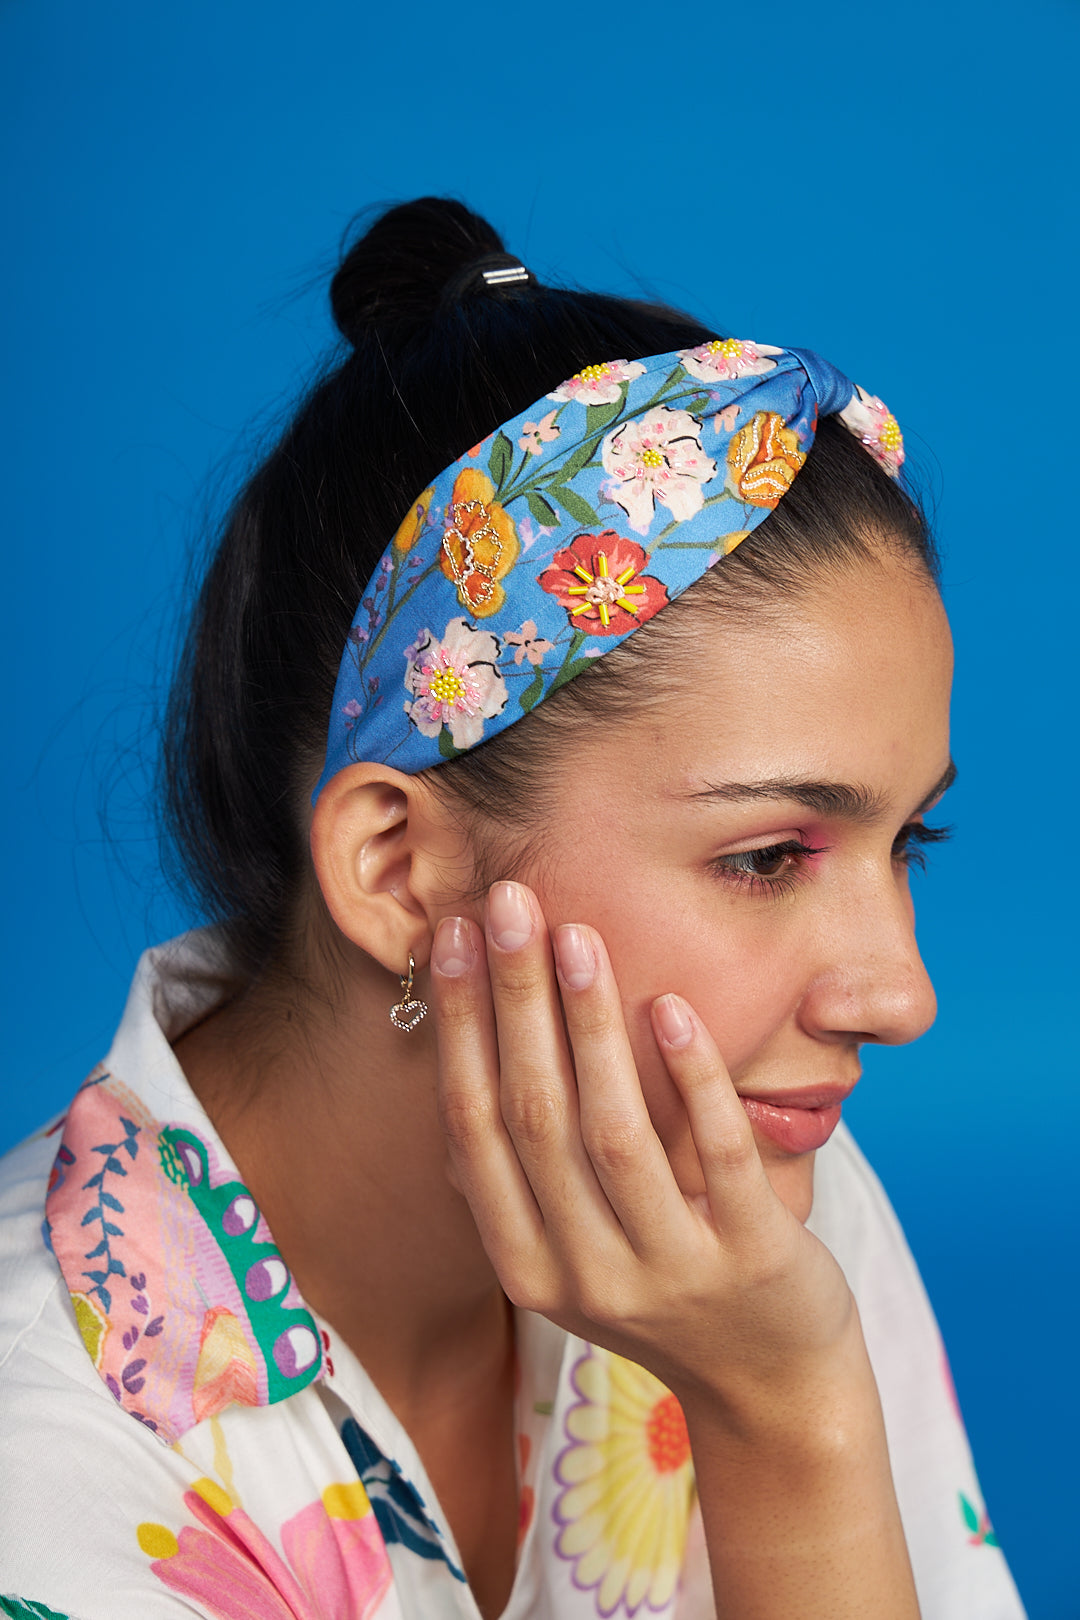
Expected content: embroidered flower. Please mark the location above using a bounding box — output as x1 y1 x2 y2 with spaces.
518 410 561 455
839 385 905 476
727 410 806 508
554 1348 694 1617
503 620 556 666
139 1476 392 1620
548 359 646 406
601 407 716 535
391 487 434 554
537 532 668 635
679 337 781 384
404 619 508 749
439 468 519 617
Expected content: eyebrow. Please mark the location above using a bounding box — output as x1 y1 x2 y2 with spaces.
683 759 957 824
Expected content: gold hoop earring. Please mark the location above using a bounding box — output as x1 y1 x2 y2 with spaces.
389 953 427 1033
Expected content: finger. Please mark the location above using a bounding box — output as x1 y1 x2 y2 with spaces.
430 914 550 1283
554 923 687 1257
485 883 621 1241
651 995 777 1240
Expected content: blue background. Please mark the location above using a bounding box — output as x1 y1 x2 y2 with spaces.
2 2 1076 1613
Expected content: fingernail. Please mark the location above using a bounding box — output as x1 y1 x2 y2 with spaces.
488 882 533 952
431 917 475 977
655 994 694 1049
555 924 595 991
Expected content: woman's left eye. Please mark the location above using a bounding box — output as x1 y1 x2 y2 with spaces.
892 820 953 870
710 839 822 897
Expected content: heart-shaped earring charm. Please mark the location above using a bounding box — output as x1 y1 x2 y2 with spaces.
390 997 428 1033
389 953 428 1033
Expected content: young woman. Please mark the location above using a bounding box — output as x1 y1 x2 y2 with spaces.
0 197 1026 1620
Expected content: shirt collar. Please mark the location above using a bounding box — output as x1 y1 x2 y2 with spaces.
45 930 326 1444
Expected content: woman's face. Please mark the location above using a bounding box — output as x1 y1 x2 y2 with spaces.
509 554 953 1221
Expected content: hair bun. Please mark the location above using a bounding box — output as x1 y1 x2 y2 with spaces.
330 197 520 346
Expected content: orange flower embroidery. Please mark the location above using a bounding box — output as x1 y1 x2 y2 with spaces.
439 468 519 617
727 411 806 508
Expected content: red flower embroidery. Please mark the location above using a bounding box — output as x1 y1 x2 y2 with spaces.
537 531 668 636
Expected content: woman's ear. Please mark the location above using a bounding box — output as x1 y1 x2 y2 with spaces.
309 763 454 974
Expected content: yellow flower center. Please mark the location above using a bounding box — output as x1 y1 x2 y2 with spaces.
705 338 744 359
573 363 611 383
879 414 903 452
639 447 664 468
428 667 467 706
566 550 647 627
646 1392 690 1474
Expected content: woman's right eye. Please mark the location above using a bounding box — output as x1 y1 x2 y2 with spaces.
709 839 824 898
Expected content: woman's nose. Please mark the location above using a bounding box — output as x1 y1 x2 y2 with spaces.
800 874 938 1047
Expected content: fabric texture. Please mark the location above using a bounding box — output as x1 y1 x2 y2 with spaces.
314 344 904 791
0 934 1026 1619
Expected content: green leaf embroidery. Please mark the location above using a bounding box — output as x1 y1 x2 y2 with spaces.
438 727 465 761
585 400 622 437
0 1599 76 1619
958 1492 980 1533
487 431 513 494
525 491 560 528
519 667 545 712
550 485 599 528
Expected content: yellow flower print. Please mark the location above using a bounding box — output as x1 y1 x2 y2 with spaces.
439 467 520 617
392 486 434 554
727 410 806 508
554 1347 695 1616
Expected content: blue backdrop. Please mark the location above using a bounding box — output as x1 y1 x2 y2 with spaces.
2 2 1076 1614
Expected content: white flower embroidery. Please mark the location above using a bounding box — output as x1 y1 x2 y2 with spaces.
839 385 905 477
548 359 646 406
679 338 782 384
403 618 508 749
601 407 717 534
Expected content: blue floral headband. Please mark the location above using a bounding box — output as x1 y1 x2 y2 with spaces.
314 340 904 795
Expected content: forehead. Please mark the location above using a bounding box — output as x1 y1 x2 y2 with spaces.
636 561 953 801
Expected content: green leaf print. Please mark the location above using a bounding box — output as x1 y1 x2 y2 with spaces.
0 1599 75 1619
959 1492 980 1533
548 436 597 486
487 431 513 494
519 667 545 712
525 491 560 528
438 727 466 761
549 485 599 528
585 400 622 437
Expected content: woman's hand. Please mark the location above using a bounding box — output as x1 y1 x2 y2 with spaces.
430 881 920 1619
429 879 853 1408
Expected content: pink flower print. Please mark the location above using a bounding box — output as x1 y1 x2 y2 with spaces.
404 617 508 749
601 407 717 535
518 410 561 455
139 1478 392 1620
547 359 646 406
503 620 555 666
839 385 905 476
679 338 781 384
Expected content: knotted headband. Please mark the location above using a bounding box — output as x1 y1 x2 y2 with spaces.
314 341 904 795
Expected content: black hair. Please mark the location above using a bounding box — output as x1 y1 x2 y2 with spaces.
162 196 937 977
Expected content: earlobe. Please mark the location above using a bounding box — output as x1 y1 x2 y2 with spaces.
309 764 434 974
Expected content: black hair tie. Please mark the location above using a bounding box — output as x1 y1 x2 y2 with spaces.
441 252 535 304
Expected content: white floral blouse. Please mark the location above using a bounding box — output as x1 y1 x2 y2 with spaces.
0 934 1025 1619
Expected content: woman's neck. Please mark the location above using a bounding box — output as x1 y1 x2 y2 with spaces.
172 943 508 1421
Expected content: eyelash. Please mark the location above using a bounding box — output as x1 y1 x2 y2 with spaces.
709 823 954 898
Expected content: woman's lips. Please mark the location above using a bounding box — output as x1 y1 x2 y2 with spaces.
738 1088 850 1155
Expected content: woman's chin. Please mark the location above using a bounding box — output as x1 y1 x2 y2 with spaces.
762 1150 817 1224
